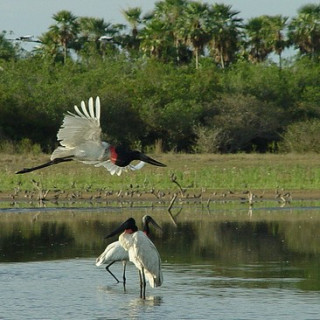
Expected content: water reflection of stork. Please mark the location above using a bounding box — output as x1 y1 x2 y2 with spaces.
96 215 161 290
105 217 163 299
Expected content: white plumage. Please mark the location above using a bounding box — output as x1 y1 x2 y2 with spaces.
96 241 128 284
96 241 127 267
120 230 163 289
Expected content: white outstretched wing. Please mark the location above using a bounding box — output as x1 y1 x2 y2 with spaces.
57 97 102 148
94 161 146 176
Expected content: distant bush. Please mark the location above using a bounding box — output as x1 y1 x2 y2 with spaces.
193 126 223 153
279 119 320 153
196 93 284 153
0 139 41 155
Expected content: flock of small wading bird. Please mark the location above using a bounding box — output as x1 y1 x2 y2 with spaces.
14 97 293 298
15 96 167 299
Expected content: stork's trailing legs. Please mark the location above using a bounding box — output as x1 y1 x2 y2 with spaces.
16 157 73 174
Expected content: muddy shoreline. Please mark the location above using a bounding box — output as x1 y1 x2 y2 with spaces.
1 188 319 204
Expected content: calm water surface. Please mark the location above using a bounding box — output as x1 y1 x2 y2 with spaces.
0 203 320 319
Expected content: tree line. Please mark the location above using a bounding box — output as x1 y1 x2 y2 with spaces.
0 1 319 154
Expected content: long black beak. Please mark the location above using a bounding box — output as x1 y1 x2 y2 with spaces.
104 218 136 239
139 153 166 167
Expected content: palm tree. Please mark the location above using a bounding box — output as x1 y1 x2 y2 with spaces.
288 4 320 60
78 17 110 42
245 15 288 66
139 18 175 61
37 30 64 62
266 15 289 68
208 4 243 68
121 7 143 53
153 0 187 24
144 0 190 63
176 1 211 69
244 17 273 63
78 17 119 59
48 10 79 63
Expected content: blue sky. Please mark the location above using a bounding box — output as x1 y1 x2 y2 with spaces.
0 0 313 40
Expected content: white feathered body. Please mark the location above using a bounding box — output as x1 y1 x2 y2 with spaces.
119 231 163 288
95 241 129 267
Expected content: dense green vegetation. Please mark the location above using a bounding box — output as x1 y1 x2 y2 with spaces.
0 1 320 153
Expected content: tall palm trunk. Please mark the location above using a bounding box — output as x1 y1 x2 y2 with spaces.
63 40 67 64
195 47 199 69
220 46 225 69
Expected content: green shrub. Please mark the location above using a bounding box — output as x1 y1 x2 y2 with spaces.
0 139 41 155
199 93 284 152
193 126 223 153
279 119 320 153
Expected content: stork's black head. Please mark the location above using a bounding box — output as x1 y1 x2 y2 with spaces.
113 146 166 168
142 215 162 236
105 217 138 239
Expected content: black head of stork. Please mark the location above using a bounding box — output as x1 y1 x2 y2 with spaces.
110 146 166 168
142 215 162 236
105 216 162 239
105 217 138 239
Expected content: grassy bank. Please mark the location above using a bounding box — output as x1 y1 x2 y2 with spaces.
1 153 319 202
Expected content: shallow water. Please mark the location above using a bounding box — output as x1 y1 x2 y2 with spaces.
0 204 320 319
1 259 320 320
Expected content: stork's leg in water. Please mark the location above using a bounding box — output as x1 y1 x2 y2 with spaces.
122 262 127 292
105 261 120 283
139 269 146 299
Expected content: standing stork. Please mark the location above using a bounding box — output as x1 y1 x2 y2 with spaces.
16 97 166 175
105 217 163 299
96 215 161 289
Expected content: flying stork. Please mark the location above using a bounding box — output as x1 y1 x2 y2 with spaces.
16 97 166 175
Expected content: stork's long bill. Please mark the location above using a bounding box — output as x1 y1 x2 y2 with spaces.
142 215 162 233
105 218 137 239
139 154 166 167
